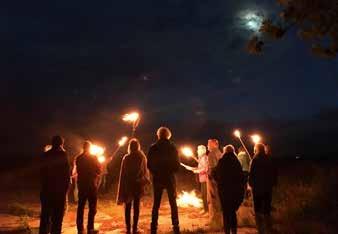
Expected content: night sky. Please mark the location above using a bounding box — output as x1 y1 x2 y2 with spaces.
2 0 338 158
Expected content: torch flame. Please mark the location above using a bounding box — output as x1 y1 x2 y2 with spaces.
181 146 194 157
118 136 128 146
234 129 241 138
176 190 203 208
98 155 106 164
251 134 262 144
122 112 140 122
44 145 52 152
90 144 105 156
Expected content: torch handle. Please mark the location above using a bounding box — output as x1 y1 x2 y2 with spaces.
192 156 199 163
131 118 140 137
239 137 252 160
110 145 121 159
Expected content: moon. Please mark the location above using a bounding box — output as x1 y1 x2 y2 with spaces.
237 9 265 33
244 12 263 31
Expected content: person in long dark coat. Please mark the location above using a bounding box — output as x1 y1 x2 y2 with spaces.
147 127 180 234
213 145 245 234
76 141 101 234
39 136 70 234
249 143 277 234
117 139 150 234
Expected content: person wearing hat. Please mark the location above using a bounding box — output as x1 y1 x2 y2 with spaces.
39 135 70 234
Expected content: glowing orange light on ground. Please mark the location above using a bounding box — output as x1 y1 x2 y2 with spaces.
176 190 203 208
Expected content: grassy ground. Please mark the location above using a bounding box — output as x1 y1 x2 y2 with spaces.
0 190 256 234
271 161 338 234
0 160 337 233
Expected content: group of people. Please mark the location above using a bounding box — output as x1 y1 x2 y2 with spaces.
39 126 277 234
189 140 277 234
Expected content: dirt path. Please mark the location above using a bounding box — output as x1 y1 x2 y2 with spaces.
0 195 257 234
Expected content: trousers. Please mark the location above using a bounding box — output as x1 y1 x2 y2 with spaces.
76 189 97 232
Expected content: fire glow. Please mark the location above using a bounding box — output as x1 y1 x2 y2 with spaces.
44 145 52 152
251 134 262 144
181 147 194 158
118 136 128 146
89 144 105 156
234 129 241 138
122 112 140 122
176 190 203 208
98 155 106 164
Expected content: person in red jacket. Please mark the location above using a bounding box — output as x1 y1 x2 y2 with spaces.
39 136 70 234
75 141 101 234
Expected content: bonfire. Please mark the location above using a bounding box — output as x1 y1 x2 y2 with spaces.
176 190 203 208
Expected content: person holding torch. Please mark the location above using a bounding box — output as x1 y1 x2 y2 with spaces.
75 141 101 234
213 145 245 234
180 145 209 214
206 139 223 229
249 143 277 234
237 146 250 199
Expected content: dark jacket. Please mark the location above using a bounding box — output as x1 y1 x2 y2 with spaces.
40 147 70 196
213 152 245 209
117 151 150 204
147 139 180 183
76 153 101 192
249 153 277 195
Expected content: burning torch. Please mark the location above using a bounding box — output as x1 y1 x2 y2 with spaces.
44 145 52 152
233 130 252 159
98 155 106 164
122 112 140 137
89 144 106 164
110 136 129 158
181 146 199 163
89 144 105 156
251 134 262 145
180 146 199 170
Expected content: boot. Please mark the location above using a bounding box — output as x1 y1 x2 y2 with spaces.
173 225 180 234
150 224 157 234
132 227 143 234
264 214 272 234
231 228 237 234
126 225 131 234
87 229 99 234
255 213 265 234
